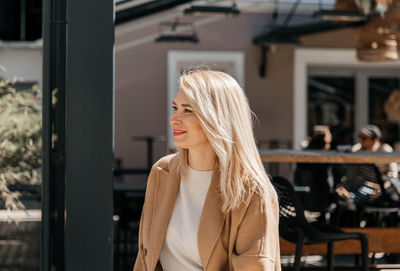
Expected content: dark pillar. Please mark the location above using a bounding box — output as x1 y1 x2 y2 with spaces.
42 0 114 270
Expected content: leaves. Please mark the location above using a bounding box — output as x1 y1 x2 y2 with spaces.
0 76 42 212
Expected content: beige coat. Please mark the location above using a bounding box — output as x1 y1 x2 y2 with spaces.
134 154 281 271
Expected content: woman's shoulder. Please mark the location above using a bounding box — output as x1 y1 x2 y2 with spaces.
233 183 279 218
146 153 179 190
151 153 178 172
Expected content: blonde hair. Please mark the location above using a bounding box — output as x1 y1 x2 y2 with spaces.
177 69 274 213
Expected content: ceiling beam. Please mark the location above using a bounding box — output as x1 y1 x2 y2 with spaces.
116 0 195 25
253 20 366 45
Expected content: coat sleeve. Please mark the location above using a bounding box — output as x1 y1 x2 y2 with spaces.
231 189 281 271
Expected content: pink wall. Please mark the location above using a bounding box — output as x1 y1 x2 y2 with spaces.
115 13 295 171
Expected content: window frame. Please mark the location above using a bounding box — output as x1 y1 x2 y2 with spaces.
294 48 400 150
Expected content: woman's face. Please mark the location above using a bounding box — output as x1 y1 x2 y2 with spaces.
170 89 210 151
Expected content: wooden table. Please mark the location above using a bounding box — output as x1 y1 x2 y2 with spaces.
260 149 400 164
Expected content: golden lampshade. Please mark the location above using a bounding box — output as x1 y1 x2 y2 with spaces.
357 0 400 61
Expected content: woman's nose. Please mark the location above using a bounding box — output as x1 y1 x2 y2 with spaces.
169 112 182 125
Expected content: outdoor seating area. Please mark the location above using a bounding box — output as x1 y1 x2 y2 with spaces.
110 148 400 270
2 0 400 270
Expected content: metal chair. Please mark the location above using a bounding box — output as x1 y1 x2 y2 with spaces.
333 164 400 227
271 176 369 271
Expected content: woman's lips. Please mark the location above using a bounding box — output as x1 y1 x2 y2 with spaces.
173 129 186 136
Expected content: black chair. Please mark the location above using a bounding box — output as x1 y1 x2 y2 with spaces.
294 163 332 222
271 176 369 271
333 164 400 227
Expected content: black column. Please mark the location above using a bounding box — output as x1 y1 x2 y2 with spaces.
42 0 67 269
42 0 114 270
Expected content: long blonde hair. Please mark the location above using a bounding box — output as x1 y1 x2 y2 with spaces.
177 69 274 213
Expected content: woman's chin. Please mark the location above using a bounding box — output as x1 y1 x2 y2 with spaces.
172 141 186 149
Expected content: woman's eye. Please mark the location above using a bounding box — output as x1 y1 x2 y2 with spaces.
184 108 193 113
172 106 178 111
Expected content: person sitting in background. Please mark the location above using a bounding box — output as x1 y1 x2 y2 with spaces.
307 125 332 150
294 125 333 222
352 124 398 178
334 126 400 229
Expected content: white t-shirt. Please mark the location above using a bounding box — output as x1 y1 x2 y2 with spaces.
159 167 213 271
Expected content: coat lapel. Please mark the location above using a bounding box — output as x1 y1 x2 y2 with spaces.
197 167 226 269
151 156 181 269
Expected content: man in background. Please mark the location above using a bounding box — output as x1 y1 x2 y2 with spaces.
352 124 398 178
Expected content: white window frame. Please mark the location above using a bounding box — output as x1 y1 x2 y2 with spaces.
167 50 245 151
294 48 400 150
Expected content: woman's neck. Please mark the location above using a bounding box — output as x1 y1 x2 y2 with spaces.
188 144 217 171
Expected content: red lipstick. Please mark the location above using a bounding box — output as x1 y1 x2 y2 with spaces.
173 129 186 136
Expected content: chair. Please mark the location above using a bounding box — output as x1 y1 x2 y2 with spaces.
271 176 369 271
294 163 332 221
333 164 400 227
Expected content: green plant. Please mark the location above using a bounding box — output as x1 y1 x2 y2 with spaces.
0 71 42 212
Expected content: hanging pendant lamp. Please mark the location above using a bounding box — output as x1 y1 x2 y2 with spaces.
313 0 366 22
356 0 400 61
314 0 392 22
354 0 375 15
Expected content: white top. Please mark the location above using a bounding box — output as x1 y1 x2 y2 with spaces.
159 167 213 271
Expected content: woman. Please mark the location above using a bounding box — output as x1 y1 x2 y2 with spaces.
134 70 281 271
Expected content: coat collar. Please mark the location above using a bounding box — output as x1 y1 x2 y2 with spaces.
197 166 226 269
150 155 226 270
150 155 180 270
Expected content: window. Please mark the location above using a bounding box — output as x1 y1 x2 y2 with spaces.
0 45 42 271
306 67 400 149
369 76 400 148
294 48 400 150
307 75 355 149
